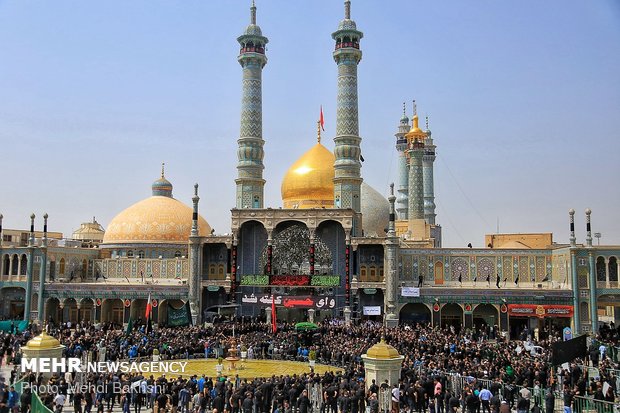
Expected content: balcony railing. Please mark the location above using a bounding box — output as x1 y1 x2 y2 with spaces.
597 280 620 289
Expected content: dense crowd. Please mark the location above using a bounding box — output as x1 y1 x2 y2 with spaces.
0 317 618 413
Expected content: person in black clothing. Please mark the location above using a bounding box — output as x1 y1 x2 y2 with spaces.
73 390 84 413
213 391 225 413
544 389 555 413
297 390 311 413
242 393 253 413
19 388 31 413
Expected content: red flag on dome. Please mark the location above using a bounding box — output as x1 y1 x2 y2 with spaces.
320 106 325 131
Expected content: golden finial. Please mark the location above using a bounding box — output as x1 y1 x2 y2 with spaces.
412 100 419 129
317 120 321 144
161 162 165 178
413 100 417 117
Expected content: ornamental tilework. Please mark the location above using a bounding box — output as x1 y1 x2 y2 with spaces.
536 257 546 282
477 258 494 278
408 151 424 220
451 257 469 281
578 267 588 288
503 256 512 281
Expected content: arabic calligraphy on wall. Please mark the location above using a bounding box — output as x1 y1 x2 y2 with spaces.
241 294 336 309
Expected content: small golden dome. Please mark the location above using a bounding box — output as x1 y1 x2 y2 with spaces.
281 143 335 209
405 114 427 141
366 338 400 359
103 196 211 244
24 331 62 350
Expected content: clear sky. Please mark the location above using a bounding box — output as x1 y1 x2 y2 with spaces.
1 0 619 247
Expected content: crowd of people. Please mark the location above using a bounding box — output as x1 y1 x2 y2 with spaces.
0 317 618 413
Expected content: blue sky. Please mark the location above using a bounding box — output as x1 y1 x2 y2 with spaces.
1 0 619 247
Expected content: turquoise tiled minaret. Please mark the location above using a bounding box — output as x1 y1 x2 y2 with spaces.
236 1 268 209
332 0 363 232
395 103 410 220
423 117 437 224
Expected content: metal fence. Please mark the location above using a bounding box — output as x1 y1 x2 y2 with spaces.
441 372 620 413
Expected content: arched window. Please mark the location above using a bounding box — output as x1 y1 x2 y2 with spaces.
82 260 88 277
2 255 9 276
138 250 145 259
174 251 182 258
11 254 18 276
59 258 66 275
127 250 134 258
596 257 606 282
20 254 27 275
253 195 260 208
609 257 618 282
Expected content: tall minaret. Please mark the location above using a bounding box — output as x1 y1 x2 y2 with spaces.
422 116 437 224
332 0 363 233
236 1 268 209
395 103 410 220
406 102 427 235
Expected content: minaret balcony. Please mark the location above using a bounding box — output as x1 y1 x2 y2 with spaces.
335 42 360 50
240 47 265 54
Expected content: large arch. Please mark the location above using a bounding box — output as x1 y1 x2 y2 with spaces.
102 299 124 325
63 298 79 324
45 298 61 324
399 303 431 325
79 298 94 323
130 299 147 323
441 303 463 329
596 256 606 282
0 287 25 319
315 220 346 278
473 304 499 330
237 220 268 276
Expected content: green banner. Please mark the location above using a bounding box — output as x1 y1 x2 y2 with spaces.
241 275 269 285
310 276 340 287
0 320 28 333
167 302 190 326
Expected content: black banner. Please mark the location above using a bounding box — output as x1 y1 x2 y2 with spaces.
551 334 587 366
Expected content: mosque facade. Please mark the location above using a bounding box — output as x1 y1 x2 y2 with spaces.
1 1 619 337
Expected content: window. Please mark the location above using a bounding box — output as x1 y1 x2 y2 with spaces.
138 250 145 259
127 251 134 258
59 258 66 275
174 251 182 258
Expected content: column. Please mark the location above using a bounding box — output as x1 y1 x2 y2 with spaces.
37 213 48 322
24 214 35 321
266 236 273 275
345 235 351 307
571 251 581 333
588 252 598 332
308 232 315 275
231 239 238 302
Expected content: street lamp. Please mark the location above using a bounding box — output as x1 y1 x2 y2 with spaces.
594 232 602 246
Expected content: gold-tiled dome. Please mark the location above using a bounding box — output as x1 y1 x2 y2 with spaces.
103 196 211 244
366 338 400 359
24 332 62 350
281 143 335 209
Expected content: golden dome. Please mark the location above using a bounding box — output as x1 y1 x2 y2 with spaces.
405 114 427 141
281 143 335 209
366 338 400 359
103 196 211 244
24 331 62 350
